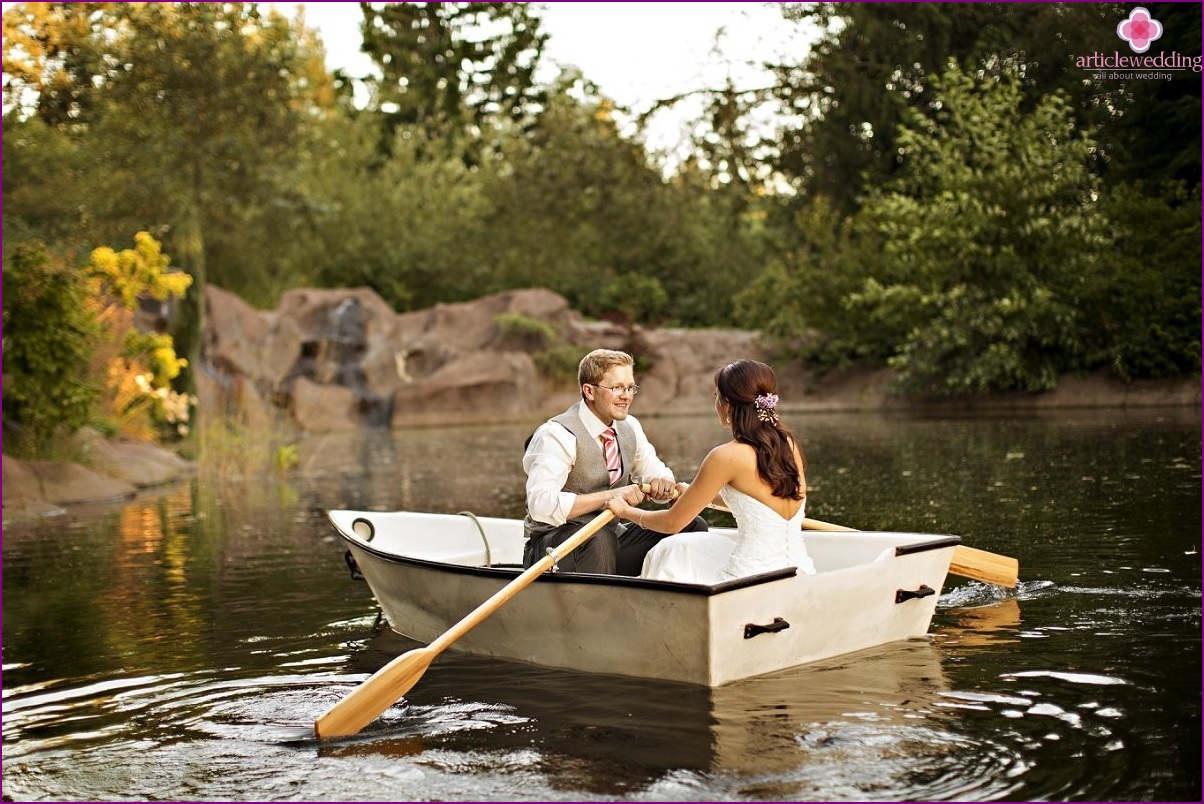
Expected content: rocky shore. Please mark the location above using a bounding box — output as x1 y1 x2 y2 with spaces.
4 285 1198 523
3 428 198 524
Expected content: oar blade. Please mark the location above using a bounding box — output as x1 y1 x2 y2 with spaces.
802 516 1019 588
315 646 437 739
950 544 1019 588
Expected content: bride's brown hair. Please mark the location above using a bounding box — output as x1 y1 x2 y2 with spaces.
715 359 804 500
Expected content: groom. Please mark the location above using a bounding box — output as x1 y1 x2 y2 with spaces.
521 348 707 575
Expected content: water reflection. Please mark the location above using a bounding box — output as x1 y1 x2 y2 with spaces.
331 632 968 799
935 595 1023 648
2 408 1198 802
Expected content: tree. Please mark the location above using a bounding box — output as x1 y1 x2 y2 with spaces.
481 71 765 327
752 63 1125 394
854 63 1115 393
735 196 882 367
359 1 547 150
767 2 1178 214
1101 3 1202 188
1078 183 1201 380
2 2 111 127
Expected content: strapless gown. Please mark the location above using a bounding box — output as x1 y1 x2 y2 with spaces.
640 486 815 583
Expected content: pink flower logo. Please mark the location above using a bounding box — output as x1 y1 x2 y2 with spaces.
1116 7 1163 53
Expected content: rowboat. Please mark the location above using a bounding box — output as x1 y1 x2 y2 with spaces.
329 509 961 686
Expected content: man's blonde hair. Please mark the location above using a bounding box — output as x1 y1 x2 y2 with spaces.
577 348 634 387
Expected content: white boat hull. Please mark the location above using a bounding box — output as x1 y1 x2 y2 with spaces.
329 509 959 686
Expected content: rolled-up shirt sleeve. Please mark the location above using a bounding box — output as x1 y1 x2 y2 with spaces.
523 423 578 526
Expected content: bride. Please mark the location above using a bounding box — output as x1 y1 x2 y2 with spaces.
606 359 814 583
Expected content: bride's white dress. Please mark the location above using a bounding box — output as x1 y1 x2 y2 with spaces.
641 486 815 583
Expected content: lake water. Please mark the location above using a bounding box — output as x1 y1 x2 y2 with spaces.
3 408 1200 802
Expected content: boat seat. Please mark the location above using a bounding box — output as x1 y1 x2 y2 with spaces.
806 534 903 572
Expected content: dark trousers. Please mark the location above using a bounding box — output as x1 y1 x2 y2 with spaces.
524 515 709 576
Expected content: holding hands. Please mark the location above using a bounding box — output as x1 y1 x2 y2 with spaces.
639 475 678 502
606 476 685 524
605 494 638 521
606 484 645 525
618 483 647 507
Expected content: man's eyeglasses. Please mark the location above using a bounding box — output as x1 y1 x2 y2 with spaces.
591 383 640 396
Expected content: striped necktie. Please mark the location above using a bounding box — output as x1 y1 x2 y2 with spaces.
601 427 621 485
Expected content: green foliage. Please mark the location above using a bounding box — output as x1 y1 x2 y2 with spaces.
1102 3 1202 188
360 1 548 144
1077 183 1202 379
481 75 763 327
1 230 197 455
274 443 299 474
2 0 328 383
303 119 498 311
772 2 1148 214
735 196 885 368
492 312 588 388
862 282 1077 393
493 313 557 350
197 416 298 480
2 241 101 452
533 344 592 388
0 111 101 250
851 63 1111 393
752 63 1195 395
599 274 669 324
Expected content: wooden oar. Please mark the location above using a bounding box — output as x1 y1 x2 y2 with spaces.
314 509 616 739
801 516 1019 588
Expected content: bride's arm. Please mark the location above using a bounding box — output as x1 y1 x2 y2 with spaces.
607 445 735 532
665 482 729 512
650 480 729 511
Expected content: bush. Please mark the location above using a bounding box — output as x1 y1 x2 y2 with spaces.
2 241 101 454
533 343 592 387
493 313 557 350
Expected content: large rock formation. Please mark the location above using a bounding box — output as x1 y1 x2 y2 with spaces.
200 285 779 431
199 284 1200 432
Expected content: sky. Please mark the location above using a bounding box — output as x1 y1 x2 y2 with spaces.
280 2 818 159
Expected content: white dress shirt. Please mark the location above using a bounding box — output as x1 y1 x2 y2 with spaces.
523 401 673 527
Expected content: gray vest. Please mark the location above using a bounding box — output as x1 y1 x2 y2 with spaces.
524 405 637 541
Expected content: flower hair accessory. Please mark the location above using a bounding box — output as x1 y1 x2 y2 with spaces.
754 393 780 425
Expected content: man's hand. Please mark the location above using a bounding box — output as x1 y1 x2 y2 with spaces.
618 484 647 507
642 476 677 502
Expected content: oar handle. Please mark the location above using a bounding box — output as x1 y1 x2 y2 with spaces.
800 517 856 532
